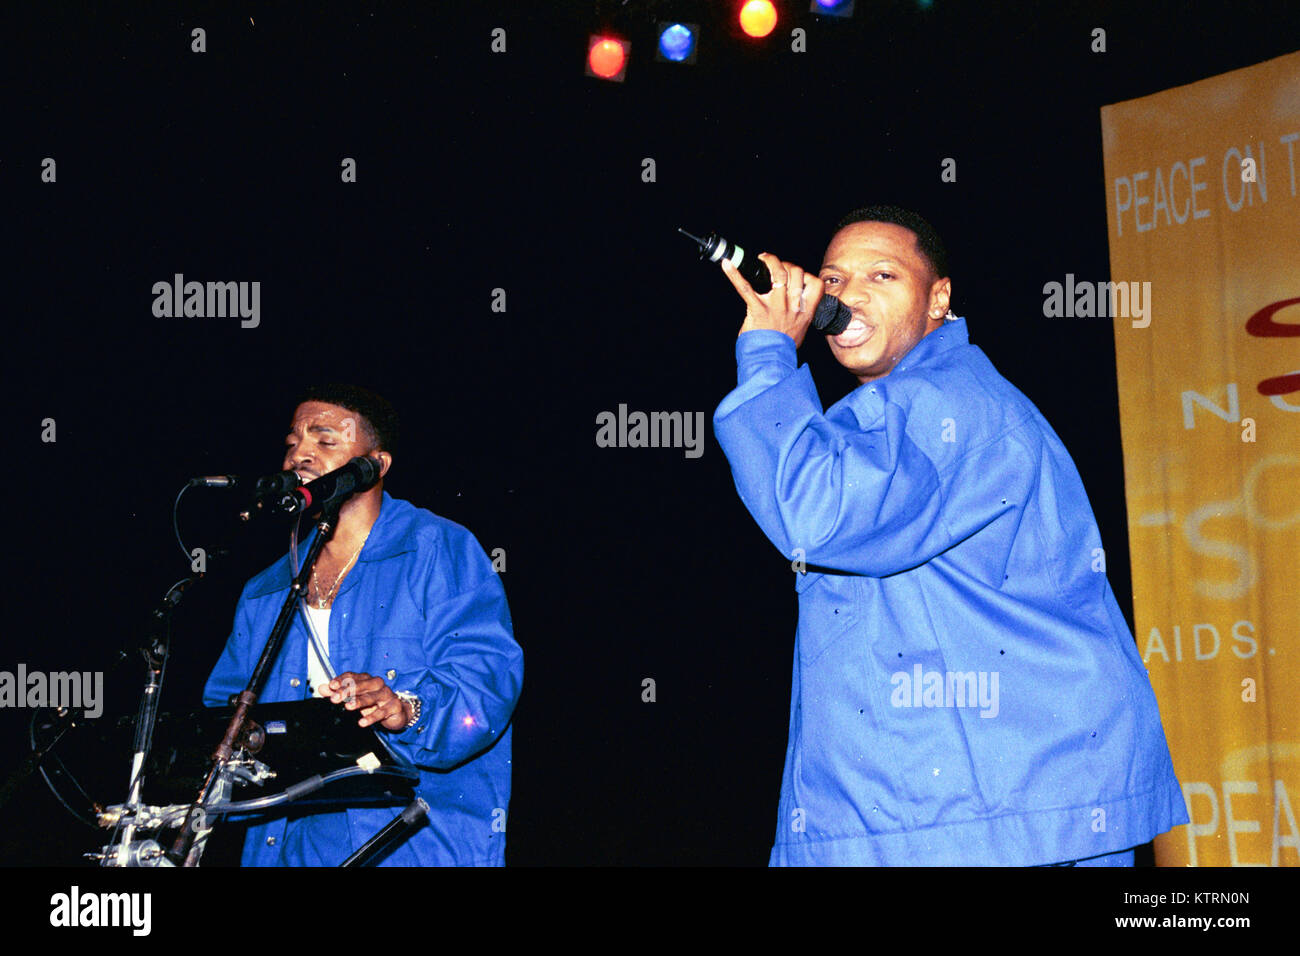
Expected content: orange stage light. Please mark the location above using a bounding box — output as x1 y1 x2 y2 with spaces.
739 0 778 38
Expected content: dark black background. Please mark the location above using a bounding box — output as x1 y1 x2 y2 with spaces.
2 0 1296 874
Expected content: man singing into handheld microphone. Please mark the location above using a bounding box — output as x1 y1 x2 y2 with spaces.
713 206 1186 866
204 384 523 865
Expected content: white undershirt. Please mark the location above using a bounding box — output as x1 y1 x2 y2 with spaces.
303 604 332 697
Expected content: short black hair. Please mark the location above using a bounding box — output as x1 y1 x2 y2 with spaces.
294 384 400 457
834 205 949 281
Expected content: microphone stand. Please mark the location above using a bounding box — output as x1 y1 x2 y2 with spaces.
167 501 343 867
9 570 215 865
93 586 181 866
92 495 256 865
340 798 429 867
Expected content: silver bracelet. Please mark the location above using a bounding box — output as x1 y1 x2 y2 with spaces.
394 691 422 729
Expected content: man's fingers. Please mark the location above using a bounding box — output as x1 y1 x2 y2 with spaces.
799 273 825 316
785 263 807 311
328 672 383 704
719 257 765 312
756 252 787 291
357 702 392 727
329 682 352 703
322 671 406 728
758 254 809 315
336 676 381 696
345 687 391 709
726 251 820 346
359 699 403 729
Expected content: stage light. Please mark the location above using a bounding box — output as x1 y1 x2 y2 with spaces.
739 1 778 39
586 35 629 82
656 22 698 63
811 0 855 17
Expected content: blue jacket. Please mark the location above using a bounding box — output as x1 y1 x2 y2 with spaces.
714 322 1188 865
204 491 523 866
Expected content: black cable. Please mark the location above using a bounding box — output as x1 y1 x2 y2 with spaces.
172 484 192 564
29 711 98 829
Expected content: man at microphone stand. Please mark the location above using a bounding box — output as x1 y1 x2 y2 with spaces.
713 206 1186 866
203 384 523 865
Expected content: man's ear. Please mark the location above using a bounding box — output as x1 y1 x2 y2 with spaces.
929 277 952 319
374 451 393 478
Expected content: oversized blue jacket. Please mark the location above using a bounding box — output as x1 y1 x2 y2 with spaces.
204 491 522 866
714 321 1188 866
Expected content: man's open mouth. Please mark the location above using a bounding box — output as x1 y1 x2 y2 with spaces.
832 320 875 348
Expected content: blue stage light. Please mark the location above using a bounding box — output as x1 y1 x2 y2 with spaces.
811 0 855 17
658 23 697 62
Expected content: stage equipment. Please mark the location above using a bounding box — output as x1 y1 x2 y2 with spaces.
586 35 629 81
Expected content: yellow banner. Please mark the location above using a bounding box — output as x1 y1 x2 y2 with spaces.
1101 50 1300 866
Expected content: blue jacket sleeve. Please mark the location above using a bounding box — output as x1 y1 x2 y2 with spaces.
203 584 259 708
714 330 1013 577
386 534 523 770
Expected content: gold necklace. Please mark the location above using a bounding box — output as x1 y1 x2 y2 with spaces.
311 530 370 608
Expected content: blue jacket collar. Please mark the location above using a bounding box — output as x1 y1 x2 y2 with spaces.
247 490 419 598
890 316 968 376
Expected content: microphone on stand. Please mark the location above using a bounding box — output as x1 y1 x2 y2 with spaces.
186 471 305 522
188 475 239 488
273 457 382 516
188 471 301 495
237 472 305 522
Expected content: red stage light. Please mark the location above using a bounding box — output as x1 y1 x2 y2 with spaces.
587 36 629 81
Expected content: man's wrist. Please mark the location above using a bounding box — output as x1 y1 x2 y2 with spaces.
393 690 421 730
737 328 798 379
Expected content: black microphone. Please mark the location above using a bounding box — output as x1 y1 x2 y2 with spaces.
190 471 304 522
189 471 301 494
236 471 305 521
678 227 853 335
188 475 238 488
255 471 305 498
275 457 382 516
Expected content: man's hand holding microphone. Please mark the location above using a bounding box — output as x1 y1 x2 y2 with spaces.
721 252 825 349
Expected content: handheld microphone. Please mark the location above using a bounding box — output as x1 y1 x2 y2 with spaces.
275 457 382 516
678 227 852 335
